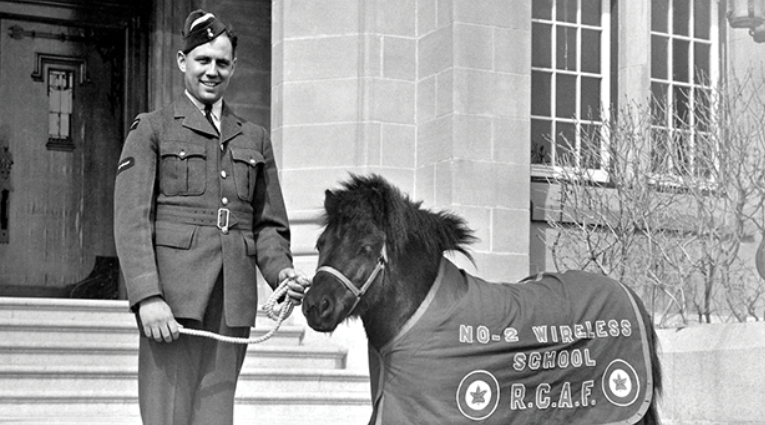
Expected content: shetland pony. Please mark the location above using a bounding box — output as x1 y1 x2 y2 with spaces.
303 174 661 425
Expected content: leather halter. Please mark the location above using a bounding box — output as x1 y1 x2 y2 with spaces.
316 242 388 316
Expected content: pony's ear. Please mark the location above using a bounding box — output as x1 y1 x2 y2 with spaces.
324 189 337 214
368 186 389 225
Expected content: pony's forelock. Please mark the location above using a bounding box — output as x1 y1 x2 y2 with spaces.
322 174 476 260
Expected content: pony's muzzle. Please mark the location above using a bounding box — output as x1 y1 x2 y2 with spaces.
302 290 337 331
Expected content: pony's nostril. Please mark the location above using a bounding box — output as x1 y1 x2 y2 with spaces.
319 297 332 317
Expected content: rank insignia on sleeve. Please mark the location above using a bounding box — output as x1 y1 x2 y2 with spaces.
117 157 135 175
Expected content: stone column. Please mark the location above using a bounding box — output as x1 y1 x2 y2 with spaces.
149 0 192 110
416 0 531 280
617 0 651 108
272 0 418 271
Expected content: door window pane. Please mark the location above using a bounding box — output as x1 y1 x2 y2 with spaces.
48 69 73 141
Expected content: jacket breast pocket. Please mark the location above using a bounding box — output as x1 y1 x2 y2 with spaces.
231 148 264 202
159 142 206 196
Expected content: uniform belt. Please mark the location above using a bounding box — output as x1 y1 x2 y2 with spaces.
156 205 253 232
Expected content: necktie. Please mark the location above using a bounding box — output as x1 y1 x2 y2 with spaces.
204 104 218 135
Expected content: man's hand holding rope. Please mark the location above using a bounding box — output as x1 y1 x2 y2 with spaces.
139 267 310 345
278 267 311 306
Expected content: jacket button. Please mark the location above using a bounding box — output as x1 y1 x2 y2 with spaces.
179 151 186 158
221 197 229 205
249 158 256 165
221 170 227 179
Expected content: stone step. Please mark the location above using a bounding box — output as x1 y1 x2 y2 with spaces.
0 297 303 345
0 320 305 347
0 299 290 323
0 297 144 325
0 393 373 424
0 297 371 424
0 341 348 370
0 365 370 397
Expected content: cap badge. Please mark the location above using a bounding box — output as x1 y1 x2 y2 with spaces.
207 28 214 38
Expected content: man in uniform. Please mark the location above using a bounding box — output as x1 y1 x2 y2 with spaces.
114 10 309 424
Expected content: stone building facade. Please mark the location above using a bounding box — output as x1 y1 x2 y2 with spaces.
1 0 764 305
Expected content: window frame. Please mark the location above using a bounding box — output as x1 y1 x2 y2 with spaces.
530 0 613 183
649 0 721 181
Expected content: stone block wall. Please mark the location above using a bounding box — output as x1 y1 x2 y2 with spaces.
272 0 533 282
414 0 531 282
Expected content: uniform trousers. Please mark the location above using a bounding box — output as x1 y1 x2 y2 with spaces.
137 275 250 425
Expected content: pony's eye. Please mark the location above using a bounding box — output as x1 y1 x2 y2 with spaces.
359 245 373 255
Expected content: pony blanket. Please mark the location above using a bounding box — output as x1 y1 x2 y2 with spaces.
368 258 655 425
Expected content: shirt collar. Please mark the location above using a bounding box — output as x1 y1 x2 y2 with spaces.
184 90 222 121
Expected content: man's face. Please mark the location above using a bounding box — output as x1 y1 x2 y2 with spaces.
177 35 236 105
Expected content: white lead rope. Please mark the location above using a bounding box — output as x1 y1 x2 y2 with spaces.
177 278 295 344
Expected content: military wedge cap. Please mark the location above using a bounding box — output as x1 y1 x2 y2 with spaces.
182 9 228 53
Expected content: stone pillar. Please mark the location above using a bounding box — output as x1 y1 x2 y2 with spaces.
149 0 192 110
272 0 418 269
273 0 531 281
617 0 651 107
416 0 531 281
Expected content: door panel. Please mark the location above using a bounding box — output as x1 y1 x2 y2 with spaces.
0 18 121 290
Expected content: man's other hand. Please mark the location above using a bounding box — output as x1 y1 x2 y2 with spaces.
138 296 180 342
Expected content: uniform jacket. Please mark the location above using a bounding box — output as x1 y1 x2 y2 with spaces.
368 258 654 425
114 95 293 327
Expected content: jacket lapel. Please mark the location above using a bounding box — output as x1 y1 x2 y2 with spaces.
175 96 218 137
220 103 243 144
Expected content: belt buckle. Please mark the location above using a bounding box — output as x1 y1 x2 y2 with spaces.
217 208 230 233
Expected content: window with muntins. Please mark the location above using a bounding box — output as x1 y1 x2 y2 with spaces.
48 68 74 148
530 0 611 179
650 0 719 178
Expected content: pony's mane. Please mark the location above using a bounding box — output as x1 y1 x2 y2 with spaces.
323 174 476 261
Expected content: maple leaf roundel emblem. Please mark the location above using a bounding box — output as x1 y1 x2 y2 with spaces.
602 359 641 407
456 370 500 421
